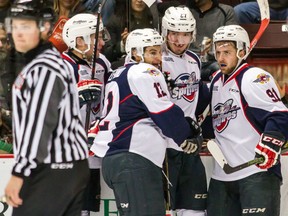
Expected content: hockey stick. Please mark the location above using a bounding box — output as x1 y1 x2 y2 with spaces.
84 0 107 132
243 0 270 60
198 103 210 126
207 140 288 174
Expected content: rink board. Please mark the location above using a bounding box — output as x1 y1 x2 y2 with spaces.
1 154 288 216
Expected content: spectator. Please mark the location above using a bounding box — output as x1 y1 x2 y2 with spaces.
53 0 86 20
82 0 116 25
62 13 112 216
0 23 12 151
0 0 10 23
49 0 87 52
234 0 288 24
0 23 9 100
157 0 184 17
103 0 159 69
187 0 238 82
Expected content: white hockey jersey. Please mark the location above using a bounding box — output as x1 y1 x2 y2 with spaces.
210 63 288 181
162 49 209 150
91 62 193 167
62 52 112 168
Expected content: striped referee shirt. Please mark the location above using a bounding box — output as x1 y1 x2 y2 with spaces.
12 43 88 178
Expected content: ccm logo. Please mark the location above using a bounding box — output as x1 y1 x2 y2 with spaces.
194 194 207 199
51 163 74 169
242 208 266 213
120 203 129 208
263 136 284 146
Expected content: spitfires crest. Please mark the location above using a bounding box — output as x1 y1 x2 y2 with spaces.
144 68 161 76
212 99 240 133
253 73 270 84
171 72 198 102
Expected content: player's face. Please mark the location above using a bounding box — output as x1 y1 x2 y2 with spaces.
143 45 162 70
215 41 240 75
167 31 192 55
85 32 105 61
11 19 40 53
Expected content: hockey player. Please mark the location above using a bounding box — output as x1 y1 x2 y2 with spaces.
161 6 210 216
62 13 112 216
207 25 288 216
3 1 99 215
90 28 202 216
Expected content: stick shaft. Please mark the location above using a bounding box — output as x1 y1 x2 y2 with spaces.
243 0 270 60
224 143 288 174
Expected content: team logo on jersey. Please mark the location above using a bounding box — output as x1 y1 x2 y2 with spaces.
171 72 198 102
212 99 240 133
78 69 90 76
253 73 270 84
14 73 25 89
144 68 161 76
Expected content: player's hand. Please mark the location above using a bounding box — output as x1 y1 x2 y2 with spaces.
180 135 203 155
162 71 175 91
87 120 100 156
255 132 285 169
181 117 203 154
77 79 102 108
88 119 99 145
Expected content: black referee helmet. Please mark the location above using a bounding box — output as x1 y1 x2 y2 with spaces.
6 0 55 33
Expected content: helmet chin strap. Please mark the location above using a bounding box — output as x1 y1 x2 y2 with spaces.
227 50 245 75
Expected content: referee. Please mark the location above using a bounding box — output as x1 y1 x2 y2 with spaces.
3 1 90 215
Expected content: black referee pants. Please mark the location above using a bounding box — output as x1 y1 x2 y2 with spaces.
12 160 90 216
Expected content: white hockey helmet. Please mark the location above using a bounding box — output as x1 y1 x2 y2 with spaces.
125 28 164 61
62 13 109 53
213 25 250 60
162 6 196 42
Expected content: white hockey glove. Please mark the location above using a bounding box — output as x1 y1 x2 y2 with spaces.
255 131 285 169
77 79 102 108
181 117 203 155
